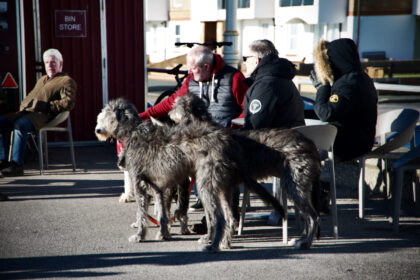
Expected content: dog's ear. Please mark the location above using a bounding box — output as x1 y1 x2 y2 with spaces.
150 117 164 126
115 109 123 121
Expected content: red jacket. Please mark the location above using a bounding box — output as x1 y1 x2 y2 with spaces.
139 53 247 120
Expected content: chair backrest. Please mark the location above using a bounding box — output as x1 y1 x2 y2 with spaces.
43 111 70 128
294 124 337 151
373 108 419 154
376 109 419 139
393 145 420 169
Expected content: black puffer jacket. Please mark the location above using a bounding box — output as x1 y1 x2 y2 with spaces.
313 38 378 161
243 54 304 129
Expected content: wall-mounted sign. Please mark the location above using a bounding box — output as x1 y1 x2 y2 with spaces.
55 10 87 38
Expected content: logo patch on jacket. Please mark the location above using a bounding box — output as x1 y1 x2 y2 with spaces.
329 94 339 103
249 99 262 114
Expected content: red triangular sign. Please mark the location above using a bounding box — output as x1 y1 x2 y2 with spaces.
2 72 18 88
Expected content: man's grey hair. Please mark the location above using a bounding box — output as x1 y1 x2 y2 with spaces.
248 39 278 58
187 46 213 67
43 48 63 62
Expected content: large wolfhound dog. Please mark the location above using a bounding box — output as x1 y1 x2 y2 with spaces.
95 98 285 252
169 94 322 249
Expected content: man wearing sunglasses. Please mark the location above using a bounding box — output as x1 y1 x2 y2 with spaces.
242 39 304 129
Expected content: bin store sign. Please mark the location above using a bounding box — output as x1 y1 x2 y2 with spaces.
55 10 87 38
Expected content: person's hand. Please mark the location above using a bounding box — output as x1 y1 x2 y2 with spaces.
32 100 51 112
309 70 323 90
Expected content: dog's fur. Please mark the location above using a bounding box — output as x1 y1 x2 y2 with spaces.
170 93 322 249
95 98 285 252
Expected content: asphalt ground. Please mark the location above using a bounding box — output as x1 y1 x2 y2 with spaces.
0 144 420 280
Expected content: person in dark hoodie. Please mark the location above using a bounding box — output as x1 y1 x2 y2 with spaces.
243 39 305 129
310 38 378 161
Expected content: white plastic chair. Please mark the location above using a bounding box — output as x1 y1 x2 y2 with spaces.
391 145 420 233
294 124 339 239
358 108 419 218
238 124 339 242
34 111 76 175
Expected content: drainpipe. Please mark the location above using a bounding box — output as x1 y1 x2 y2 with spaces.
355 0 361 48
223 0 239 68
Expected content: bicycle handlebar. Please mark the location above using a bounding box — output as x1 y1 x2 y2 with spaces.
147 64 188 76
175 41 232 48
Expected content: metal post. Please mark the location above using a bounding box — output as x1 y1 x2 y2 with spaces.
223 0 239 68
100 0 108 107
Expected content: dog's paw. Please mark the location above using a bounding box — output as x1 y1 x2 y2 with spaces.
155 231 171 241
289 238 310 250
221 238 232 249
198 235 211 244
119 193 135 203
180 225 191 235
130 221 139 228
202 244 220 253
128 234 143 243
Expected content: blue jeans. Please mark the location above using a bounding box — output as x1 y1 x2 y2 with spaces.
0 116 35 165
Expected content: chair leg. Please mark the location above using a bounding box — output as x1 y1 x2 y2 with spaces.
238 188 249 236
8 131 14 162
358 159 366 218
280 185 288 244
393 168 404 234
68 129 76 172
38 131 44 175
44 132 49 169
329 152 338 239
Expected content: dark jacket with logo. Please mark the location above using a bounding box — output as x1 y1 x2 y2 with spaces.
313 38 378 161
243 54 304 129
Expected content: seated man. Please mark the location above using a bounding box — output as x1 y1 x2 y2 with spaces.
0 48 76 176
242 39 305 129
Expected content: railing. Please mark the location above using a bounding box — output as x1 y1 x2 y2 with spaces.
294 77 420 94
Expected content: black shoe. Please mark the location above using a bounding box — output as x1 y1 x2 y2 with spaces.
0 193 8 201
190 216 207 234
189 199 203 211
0 160 10 170
1 162 24 177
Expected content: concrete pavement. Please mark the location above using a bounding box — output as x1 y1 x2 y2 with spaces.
1 144 420 280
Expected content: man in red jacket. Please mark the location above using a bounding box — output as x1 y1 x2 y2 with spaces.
140 46 248 128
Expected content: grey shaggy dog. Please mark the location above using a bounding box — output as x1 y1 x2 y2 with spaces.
170 93 322 249
95 98 285 252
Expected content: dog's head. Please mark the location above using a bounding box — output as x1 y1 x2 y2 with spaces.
95 98 139 141
169 93 212 124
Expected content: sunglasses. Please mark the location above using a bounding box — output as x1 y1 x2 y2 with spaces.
243 56 255 62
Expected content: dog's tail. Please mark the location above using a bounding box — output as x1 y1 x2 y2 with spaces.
243 175 285 219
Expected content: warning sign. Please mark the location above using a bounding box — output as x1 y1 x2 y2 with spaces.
1 72 18 88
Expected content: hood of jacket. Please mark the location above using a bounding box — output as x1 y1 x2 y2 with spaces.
212 53 225 75
249 53 296 83
313 38 362 84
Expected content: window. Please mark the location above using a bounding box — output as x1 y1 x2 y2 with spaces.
261 23 269 36
175 25 181 45
238 0 250 8
218 0 225 9
173 0 182 8
280 0 313 7
289 24 298 50
218 0 250 9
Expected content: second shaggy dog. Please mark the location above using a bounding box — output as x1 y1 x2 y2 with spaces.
169 93 322 249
